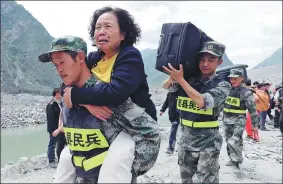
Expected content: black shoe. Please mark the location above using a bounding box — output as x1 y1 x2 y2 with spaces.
165 148 174 154
49 162 57 168
260 127 270 131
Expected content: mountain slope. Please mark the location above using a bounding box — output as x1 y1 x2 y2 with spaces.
1 1 61 95
253 47 282 69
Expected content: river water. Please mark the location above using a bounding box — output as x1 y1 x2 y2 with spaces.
1 113 171 167
1 124 48 167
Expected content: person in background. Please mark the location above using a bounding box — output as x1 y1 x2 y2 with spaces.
160 79 179 154
274 83 283 135
264 82 274 122
254 83 270 131
279 106 283 137
54 113 67 162
222 69 259 169
250 81 259 91
244 79 257 140
51 84 67 163
253 81 259 88
46 88 62 168
243 78 251 88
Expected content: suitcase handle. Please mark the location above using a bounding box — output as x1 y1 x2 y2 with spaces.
165 33 174 54
157 33 165 57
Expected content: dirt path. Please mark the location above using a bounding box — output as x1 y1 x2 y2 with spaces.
1 127 282 183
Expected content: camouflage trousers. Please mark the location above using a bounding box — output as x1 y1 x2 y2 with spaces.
74 176 97 184
223 122 245 164
178 149 220 183
111 103 161 177
131 176 138 183
74 174 137 184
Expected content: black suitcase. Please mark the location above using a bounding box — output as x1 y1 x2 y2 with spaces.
155 22 213 78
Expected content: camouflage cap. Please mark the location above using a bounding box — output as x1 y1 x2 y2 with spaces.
38 35 87 63
228 68 244 78
198 41 226 57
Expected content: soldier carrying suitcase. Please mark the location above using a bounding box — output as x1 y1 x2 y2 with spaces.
163 41 231 183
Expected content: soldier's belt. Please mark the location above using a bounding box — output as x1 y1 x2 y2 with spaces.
180 119 219 128
223 108 246 114
63 127 109 151
72 151 108 171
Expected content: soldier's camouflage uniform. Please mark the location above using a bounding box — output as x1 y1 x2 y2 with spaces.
223 69 259 165
84 76 161 179
178 75 231 183
176 41 231 184
38 36 161 184
61 76 161 183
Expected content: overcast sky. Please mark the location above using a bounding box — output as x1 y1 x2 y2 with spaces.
17 1 282 68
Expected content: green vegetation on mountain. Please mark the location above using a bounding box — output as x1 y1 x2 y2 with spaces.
1 1 60 95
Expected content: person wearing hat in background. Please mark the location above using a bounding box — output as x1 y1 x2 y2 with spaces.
250 81 259 92
222 69 259 169
163 41 231 183
254 83 270 131
252 81 260 89
244 78 256 94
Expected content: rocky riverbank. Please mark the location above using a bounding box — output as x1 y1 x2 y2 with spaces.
0 88 167 129
1 93 50 129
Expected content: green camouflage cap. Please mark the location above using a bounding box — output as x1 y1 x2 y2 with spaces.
198 41 226 57
228 68 244 78
38 35 87 63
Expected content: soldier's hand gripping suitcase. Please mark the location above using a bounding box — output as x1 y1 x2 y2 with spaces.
155 22 213 78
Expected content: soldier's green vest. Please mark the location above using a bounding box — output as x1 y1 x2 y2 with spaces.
223 87 247 115
177 75 223 128
62 102 109 181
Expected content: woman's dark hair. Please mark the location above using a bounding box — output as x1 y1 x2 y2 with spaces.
89 6 141 48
